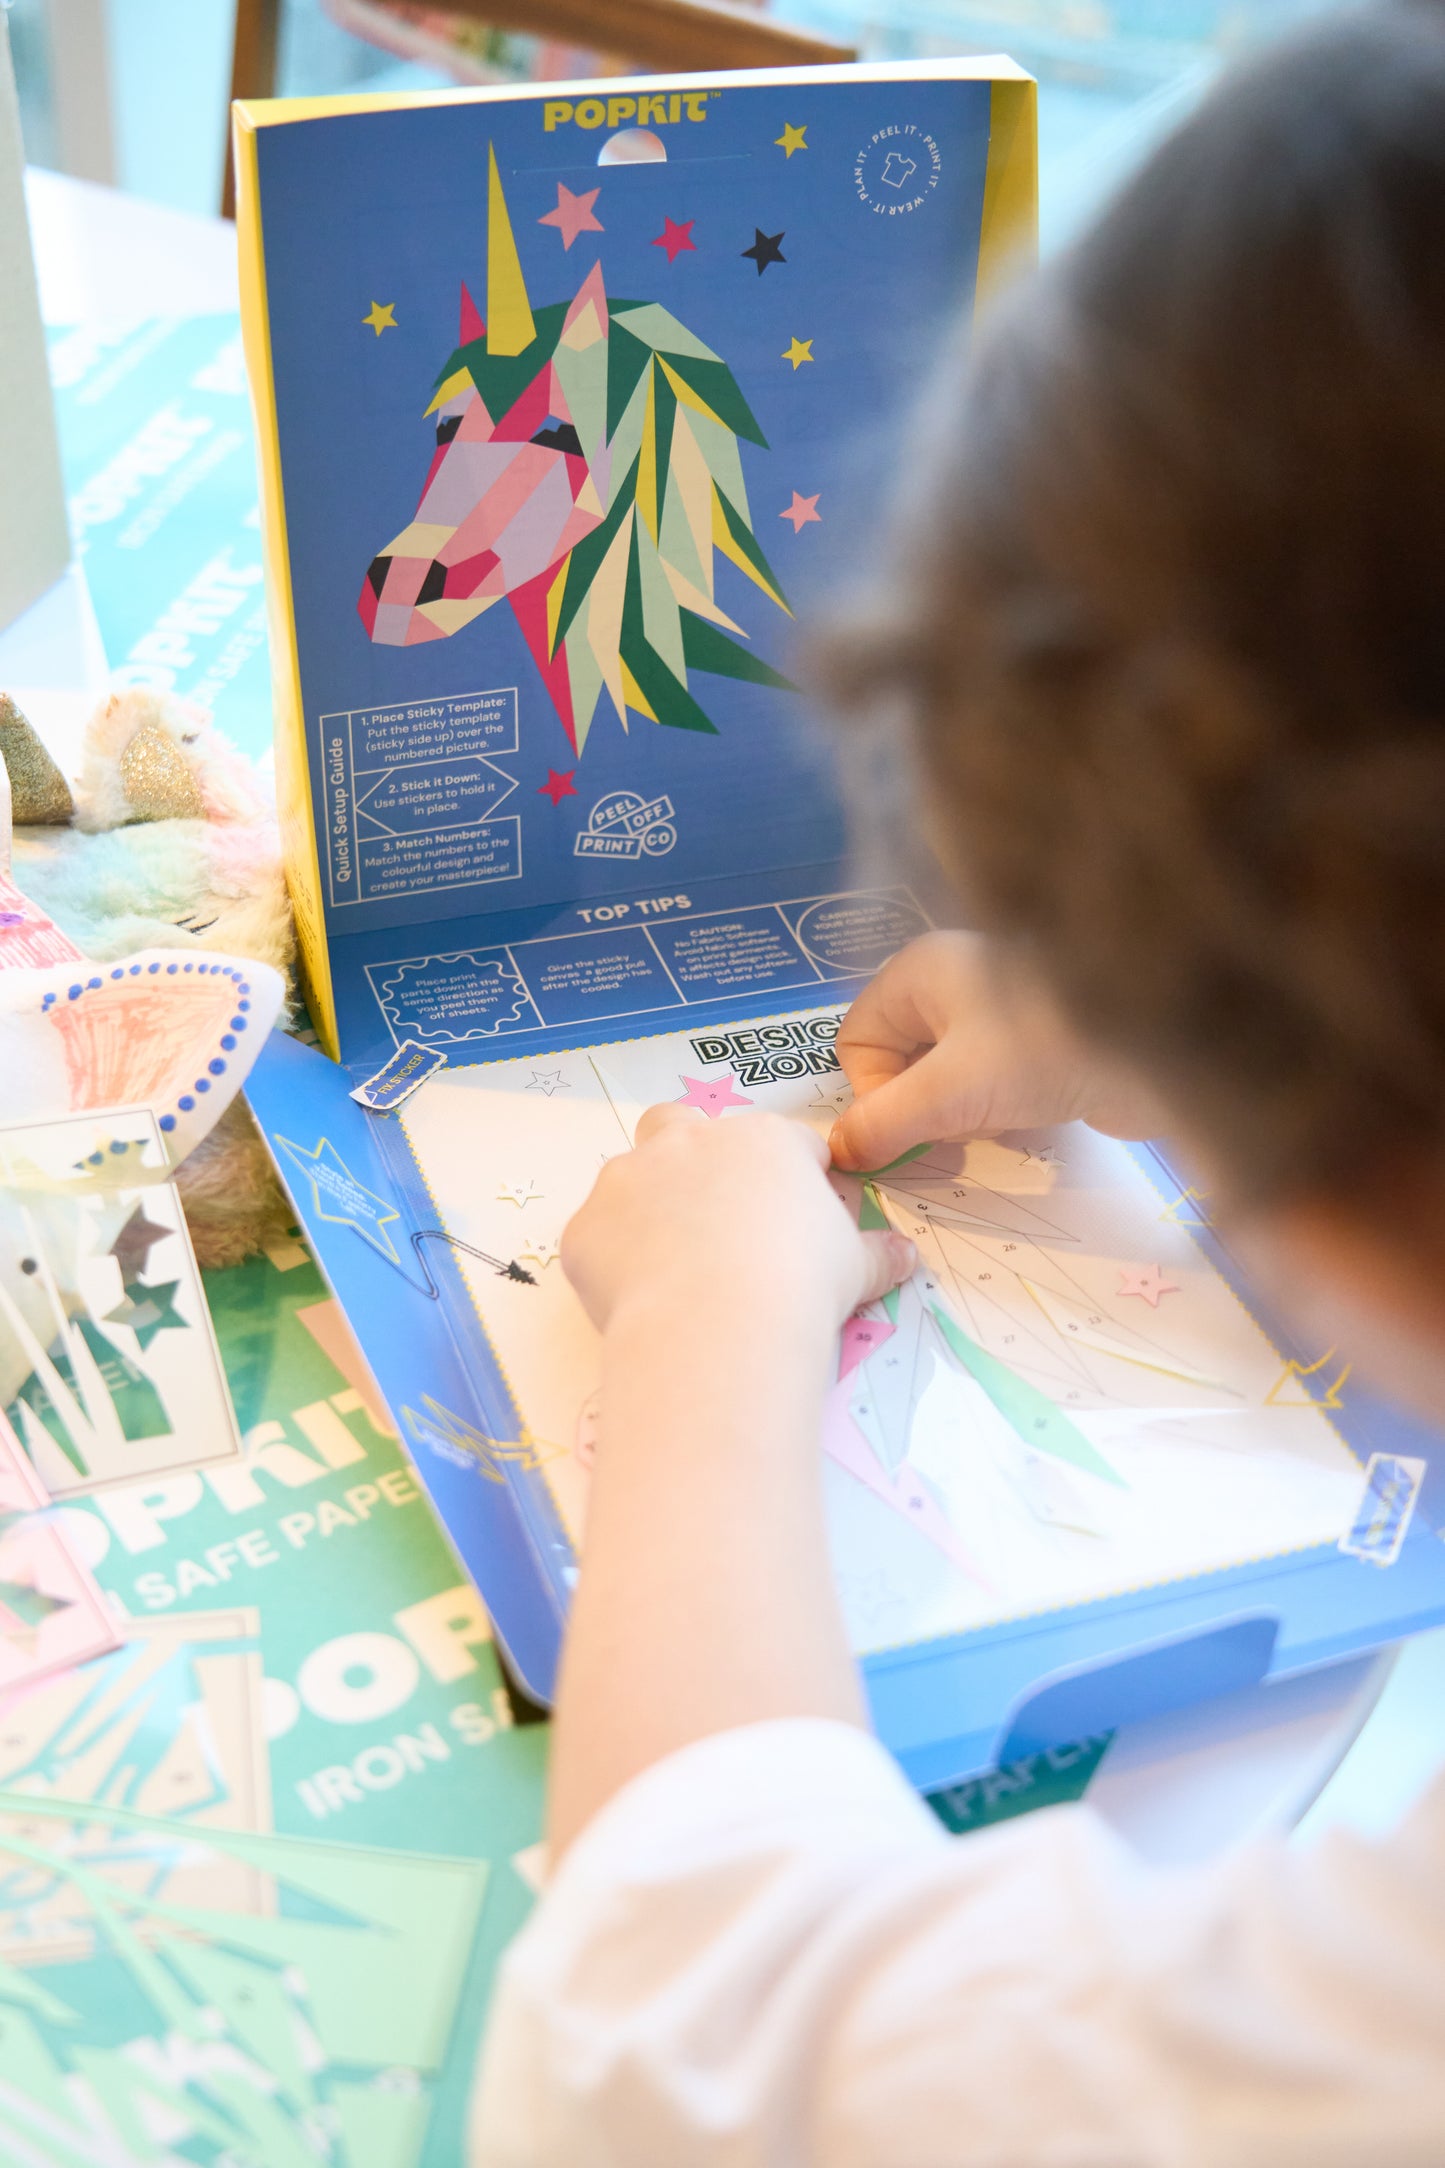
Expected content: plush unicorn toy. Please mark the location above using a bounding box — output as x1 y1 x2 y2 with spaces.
360 149 793 758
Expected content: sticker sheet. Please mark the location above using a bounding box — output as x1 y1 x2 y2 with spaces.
395 1005 1368 1655
0 1111 242 1495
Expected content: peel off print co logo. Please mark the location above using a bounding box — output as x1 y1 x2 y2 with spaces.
574 790 678 860
853 124 942 216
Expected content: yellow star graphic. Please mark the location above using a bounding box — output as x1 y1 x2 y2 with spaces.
775 122 807 158
782 336 814 370
363 300 397 336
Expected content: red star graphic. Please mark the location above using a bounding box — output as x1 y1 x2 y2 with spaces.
651 217 697 265
538 769 578 808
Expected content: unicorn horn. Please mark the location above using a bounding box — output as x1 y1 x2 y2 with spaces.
487 145 536 357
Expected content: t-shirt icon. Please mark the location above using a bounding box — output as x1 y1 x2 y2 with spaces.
881 150 917 189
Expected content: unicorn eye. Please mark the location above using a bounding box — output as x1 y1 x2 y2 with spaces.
436 414 462 445
531 420 582 456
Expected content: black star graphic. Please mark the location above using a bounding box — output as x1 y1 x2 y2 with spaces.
742 228 786 275
110 1205 171 1280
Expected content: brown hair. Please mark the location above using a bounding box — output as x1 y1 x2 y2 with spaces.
831 2 1445 1204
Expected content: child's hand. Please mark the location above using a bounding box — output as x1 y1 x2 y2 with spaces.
830 931 1167 1172
563 1105 916 1340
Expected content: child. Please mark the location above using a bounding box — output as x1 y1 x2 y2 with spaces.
474 8 1445 2159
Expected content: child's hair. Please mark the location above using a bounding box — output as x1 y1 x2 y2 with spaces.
832 1 1445 1205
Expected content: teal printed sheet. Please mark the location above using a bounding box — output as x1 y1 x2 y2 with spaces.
49 314 273 764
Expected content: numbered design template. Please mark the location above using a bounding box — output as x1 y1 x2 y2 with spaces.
391 1009 1367 1658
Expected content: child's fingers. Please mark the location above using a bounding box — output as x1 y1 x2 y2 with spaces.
633 1101 702 1145
829 1047 957 1172
854 1230 917 1308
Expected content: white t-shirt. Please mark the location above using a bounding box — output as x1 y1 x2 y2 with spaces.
471 1718 1445 2166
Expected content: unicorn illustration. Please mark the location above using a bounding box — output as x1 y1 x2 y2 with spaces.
359 149 793 756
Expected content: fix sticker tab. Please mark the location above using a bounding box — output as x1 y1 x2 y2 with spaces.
350 1040 447 1114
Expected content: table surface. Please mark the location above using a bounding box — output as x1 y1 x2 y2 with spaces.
14 161 1445 1870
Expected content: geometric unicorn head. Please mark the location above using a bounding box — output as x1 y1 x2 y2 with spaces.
359 147 793 757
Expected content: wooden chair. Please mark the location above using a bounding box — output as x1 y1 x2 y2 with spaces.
223 0 857 215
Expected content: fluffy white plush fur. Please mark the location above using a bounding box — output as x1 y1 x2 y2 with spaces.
10 689 298 1267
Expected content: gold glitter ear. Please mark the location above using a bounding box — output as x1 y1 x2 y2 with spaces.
0 691 74 824
118 720 204 822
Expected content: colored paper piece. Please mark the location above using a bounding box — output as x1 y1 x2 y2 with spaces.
929 1303 1128 1490
821 1377 992 1586
846 1285 933 1477
0 1518 119 1693
674 1074 753 1118
361 151 790 753
1116 1262 1181 1308
742 227 786 273
107 1204 171 1279
538 181 604 251
0 1607 268 1801
0 1790 489 2167
839 1313 895 1379
780 490 821 531
496 1178 541 1207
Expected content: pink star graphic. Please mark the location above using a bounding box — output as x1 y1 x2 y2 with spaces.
1116 1262 1181 1308
539 183 604 251
651 216 697 264
538 768 577 808
780 490 821 532
675 1074 753 1119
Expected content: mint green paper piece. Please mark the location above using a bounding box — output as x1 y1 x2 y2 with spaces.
929 1304 1128 1489
0 2007 77 2121
858 1182 902 1323
164 1939 315 2112
333 2080 431 2168
610 303 721 362
860 1141 934 1176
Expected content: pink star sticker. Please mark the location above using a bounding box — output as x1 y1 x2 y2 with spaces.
780 490 821 532
652 216 697 264
1117 1262 1181 1308
539 183 604 251
675 1074 753 1119
538 768 577 808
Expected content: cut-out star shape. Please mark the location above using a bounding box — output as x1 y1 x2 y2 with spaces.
105 1278 186 1350
1116 1262 1181 1309
652 216 697 264
1019 1144 1064 1169
497 1178 541 1208
362 301 396 336
780 491 821 532
538 768 577 807
775 122 808 157
527 1069 569 1097
742 228 786 274
109 1204 171 1279
539 182 604 251
274 1134 401 1262
520 1234 562 1271
675 1074 754 1119
782 336 813 370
